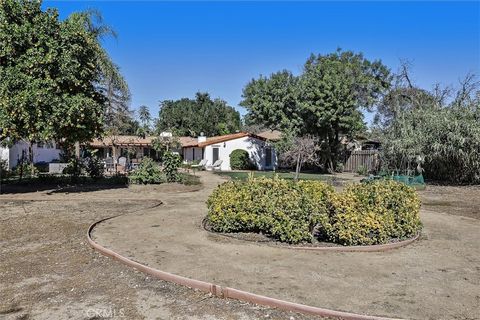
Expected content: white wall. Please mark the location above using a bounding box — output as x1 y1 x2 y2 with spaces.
0 146 9 168
203 136 276 171
3 141 61 169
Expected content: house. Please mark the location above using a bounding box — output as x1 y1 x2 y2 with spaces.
86 132 278 171
88 135 158 160
0 140 61 170
181 132 277 171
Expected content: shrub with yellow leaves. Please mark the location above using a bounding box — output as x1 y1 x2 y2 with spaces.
206 177 421 245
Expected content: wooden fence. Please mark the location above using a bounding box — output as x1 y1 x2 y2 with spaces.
344 150 380 173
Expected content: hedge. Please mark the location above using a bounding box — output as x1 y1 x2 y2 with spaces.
229 149 254 170
206 177 421 245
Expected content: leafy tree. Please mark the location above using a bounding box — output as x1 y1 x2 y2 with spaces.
0 0 109 173
380 71 480 184
156 92 241 137
240 70 302 133
299 50 390 169
72 9 134 143
241 50 391 170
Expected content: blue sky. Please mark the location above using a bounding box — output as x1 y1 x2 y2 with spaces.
44 1 480 123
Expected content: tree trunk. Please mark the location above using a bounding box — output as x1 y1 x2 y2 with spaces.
29 141 35 176
294 153 302 181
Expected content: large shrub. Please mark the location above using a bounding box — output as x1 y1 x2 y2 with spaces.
207 178 421 245
229 149 254 170
207 177 333 243
322 180 421 245
129 157 166 184
162 151 181 182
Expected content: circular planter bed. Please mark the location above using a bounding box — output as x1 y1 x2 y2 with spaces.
203 218 420 252
206 177 422 248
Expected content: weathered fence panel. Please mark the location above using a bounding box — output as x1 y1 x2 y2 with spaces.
344 150 379 173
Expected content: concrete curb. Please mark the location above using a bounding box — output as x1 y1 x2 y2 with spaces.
88 217 404 320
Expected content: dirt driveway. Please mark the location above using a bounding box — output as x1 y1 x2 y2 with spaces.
91 172 480 320
0 183 322 320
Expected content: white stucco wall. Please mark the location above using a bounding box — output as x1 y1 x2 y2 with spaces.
2 141 61 169
0 146 10 168
203 136 277 171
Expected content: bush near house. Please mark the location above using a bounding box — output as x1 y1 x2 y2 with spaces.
206 177 421 245
229 149 254 170
129 157 167 184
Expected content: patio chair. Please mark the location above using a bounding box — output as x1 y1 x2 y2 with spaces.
105 157 115 172
208 159 223 171
117 157 127 172
191 159 208 170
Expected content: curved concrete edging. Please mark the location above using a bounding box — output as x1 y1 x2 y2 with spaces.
203 219 420 252
88 217 404 320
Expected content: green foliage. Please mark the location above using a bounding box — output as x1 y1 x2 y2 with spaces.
207 178 421 245
0 0 108 148
162 151 181 182
84 157 104 179
1 158 9 180
380 92 480 184
63 158 84 177
324 180 421 245
356 165 367 176
129 157 166 184
156 92 241 137
241 49 391 169
229 149 254 170
207 177 334 244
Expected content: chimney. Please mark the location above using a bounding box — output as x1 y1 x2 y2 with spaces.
198 132 207 143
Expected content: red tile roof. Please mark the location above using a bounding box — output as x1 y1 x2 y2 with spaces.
87 132 267 148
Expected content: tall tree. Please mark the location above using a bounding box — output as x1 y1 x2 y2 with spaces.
0 0 109 171
241 49 391 170
299 50 390 168
138 105 151 129
156 92 241 136
72 9 133 138
240 70 302 134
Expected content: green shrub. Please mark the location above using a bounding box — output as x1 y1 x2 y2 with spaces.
63 158 84 177
85 157 104 179
207 178 421 245
0 158 9 180
207 177 333 244
229 149 254 170
129 157 166 184
162 151 181 182
323 180 421 245
356 165 367 176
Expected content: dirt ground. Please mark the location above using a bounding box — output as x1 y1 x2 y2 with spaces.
92 173 480 320
0 183 324 320
1 175 479 320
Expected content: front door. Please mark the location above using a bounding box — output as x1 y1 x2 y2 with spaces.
265 147 272 167
212 147 219 163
